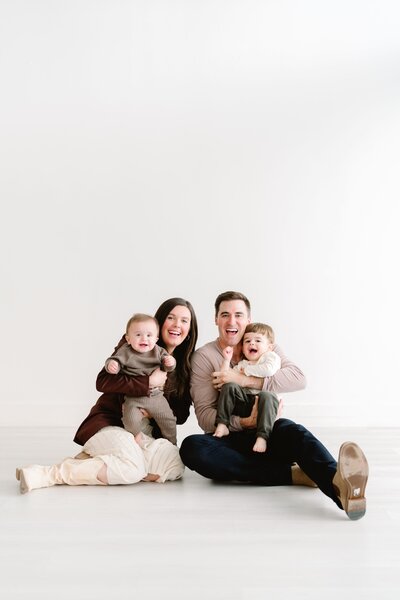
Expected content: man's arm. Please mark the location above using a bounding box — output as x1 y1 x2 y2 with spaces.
215 346 305 393
262 344 306 393
241 352 281 378
190 347 220 433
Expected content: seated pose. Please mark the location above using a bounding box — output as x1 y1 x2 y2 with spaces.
214 322 281 453
105 312 177 445
16 297 198 494
16 431 184 493
180 290 369 521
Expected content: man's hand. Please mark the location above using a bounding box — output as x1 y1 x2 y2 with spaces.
212 369 247 390
240 396 258 429
240 397 283 430
212 368 244 390
277 398 284 419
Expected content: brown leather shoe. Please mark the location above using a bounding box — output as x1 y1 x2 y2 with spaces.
291 463 318 487
333 442 368 520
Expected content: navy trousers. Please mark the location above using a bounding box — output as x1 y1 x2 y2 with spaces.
180 418 341 507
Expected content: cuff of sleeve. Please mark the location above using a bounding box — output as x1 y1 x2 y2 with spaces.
262 376 270 391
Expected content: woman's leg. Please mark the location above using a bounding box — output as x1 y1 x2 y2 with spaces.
135 433 185 483
83 426 147 484
17 426 155 493
16 457 106 493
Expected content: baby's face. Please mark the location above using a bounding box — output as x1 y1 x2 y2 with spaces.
126 320 159 353
242 332 272 361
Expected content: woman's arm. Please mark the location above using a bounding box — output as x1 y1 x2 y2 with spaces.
96 368 149 397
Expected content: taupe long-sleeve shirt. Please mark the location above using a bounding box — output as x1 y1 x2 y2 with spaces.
105 343 175 386
190 339 306 434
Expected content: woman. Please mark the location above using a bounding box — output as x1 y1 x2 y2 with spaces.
16 298 198 493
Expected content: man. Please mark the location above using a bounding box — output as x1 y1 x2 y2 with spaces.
180 291 369 520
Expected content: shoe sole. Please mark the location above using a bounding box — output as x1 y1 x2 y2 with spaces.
334 442 368 520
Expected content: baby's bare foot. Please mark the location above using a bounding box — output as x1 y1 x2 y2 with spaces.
213 423 230 438
253 437 267 453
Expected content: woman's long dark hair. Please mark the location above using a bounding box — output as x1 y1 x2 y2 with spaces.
154 298 198 399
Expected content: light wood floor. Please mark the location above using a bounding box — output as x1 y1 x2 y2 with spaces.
1 424 399 599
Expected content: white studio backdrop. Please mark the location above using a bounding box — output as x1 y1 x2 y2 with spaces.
1 1 399 431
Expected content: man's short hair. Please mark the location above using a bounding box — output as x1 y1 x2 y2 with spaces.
214 291 251 317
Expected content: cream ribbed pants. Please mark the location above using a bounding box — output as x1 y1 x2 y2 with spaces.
83 426 147 485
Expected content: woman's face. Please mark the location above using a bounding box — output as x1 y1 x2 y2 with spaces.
160 305 191 353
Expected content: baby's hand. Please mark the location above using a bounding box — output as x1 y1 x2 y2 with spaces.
163 355 175 369
106 359 120 374
222 346 233 361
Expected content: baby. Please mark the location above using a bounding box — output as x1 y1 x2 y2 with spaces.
105 313 177 444
214 322 281 452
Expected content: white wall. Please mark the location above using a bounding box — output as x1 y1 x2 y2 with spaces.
1 0 400 430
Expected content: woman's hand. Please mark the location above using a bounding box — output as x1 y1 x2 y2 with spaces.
141 473 160 482
149 367 168 389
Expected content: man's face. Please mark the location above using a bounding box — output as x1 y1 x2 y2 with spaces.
215 300 251 348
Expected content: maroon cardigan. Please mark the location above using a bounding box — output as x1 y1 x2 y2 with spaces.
73 366 192 446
